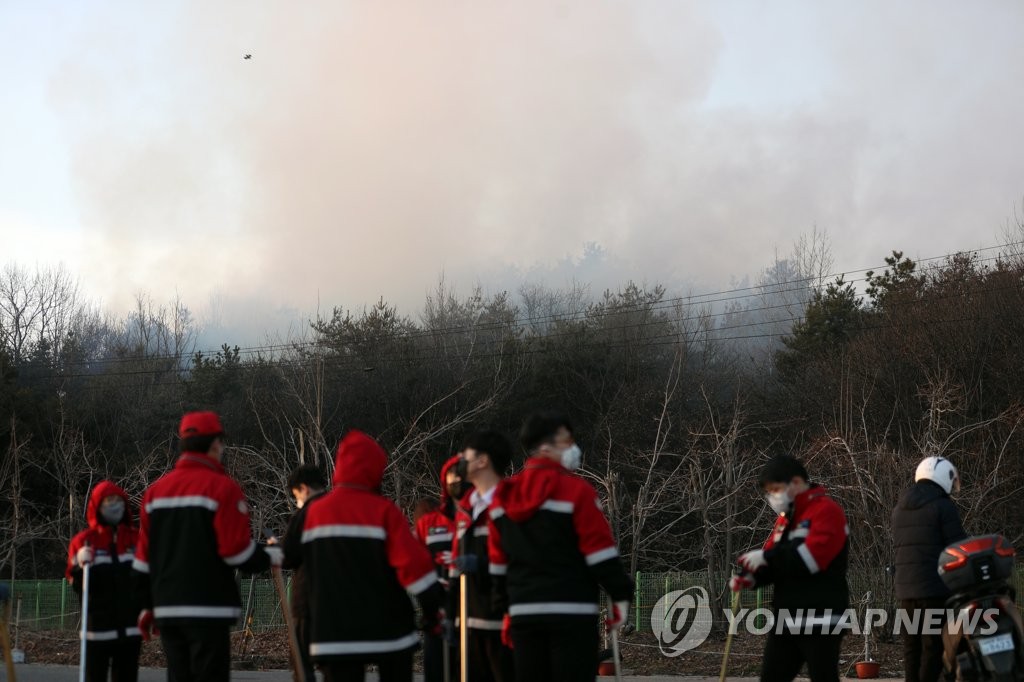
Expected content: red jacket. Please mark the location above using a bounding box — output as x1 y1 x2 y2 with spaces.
488 457 632 622
67 481 141 640
414 455 460 579
756 484 850 615
133 452 270 625
300 430 442 660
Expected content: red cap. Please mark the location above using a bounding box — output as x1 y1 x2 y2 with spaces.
179 411 225 439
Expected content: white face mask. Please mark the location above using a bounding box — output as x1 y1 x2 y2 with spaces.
560 444 582 471
101 500 125 525
765 489 792 515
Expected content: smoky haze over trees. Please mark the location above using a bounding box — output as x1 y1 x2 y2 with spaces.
4 231 1024 587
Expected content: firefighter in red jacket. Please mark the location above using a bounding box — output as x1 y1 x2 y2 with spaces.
67 480 142 682
414 454 465 682
294 430 445 681
731 455 850 682
450 430 516 682
132 411 282 681
488 412 633 682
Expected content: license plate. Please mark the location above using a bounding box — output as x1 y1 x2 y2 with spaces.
978 633 1015 655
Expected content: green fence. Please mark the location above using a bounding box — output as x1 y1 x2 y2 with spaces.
1 578 287 632
633 567 1024 632
7 567 1024 633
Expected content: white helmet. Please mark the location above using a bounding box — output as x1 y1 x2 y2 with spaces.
915 456 960 494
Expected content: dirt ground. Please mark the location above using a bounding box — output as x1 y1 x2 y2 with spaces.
613 629 903 677
15 628 903 677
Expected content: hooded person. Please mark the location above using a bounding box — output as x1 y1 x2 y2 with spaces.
67 480 143 682
415 455 465 581
414 453 464 682
892 456 967 682
299 430 445 682
487 412 632 682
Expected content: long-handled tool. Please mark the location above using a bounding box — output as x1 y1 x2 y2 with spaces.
719 579 742 682
459 573 468 682
607 596 624 682
442 615 451 682
271 565 306 682
79 545 91 682
0 584 16 682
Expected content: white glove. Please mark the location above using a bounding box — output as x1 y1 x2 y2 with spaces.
606 600 630 632
738 549 766 573
729 573 755 592
76 546 94 567
265 546 284 567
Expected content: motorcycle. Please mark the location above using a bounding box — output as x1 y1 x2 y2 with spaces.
938 534 1024 682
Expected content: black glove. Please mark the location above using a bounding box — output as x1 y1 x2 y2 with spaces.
455 554 479 575
422 608 445 636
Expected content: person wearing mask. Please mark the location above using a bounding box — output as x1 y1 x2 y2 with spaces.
414 454 465 682
132 411 282 681
730 455 850 682
488 412 632 682
450 430 515 682
892 456 967 682
282 464 329 682
299 430 445 682
67 481 142 682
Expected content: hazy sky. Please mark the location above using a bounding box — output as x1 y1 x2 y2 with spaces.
3 1 1024 338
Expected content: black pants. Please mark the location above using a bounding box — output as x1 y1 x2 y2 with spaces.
423 630 456 682
160 624 231 682
467 628 514 682
295 616 317 682
901 597 947 682
510 618 597 682
84 636 142 682
761 630 843 682
321 650 413 682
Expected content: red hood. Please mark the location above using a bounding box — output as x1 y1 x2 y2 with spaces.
439 454 461 507
333 430 387 490
86 480 133 530
496 456 563 522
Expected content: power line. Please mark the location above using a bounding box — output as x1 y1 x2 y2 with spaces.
5 241 1024 388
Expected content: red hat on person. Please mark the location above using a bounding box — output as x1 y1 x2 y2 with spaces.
178 411 225 439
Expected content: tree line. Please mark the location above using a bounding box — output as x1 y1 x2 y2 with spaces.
4 236 1024 598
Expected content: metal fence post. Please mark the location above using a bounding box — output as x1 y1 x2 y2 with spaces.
60 579 67 629
634 572 640 631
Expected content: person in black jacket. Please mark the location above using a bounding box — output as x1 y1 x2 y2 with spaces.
892 456 967 682
450 430 515 682
282 464 328 682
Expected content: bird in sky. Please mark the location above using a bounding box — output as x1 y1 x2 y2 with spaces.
243 54 252 60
